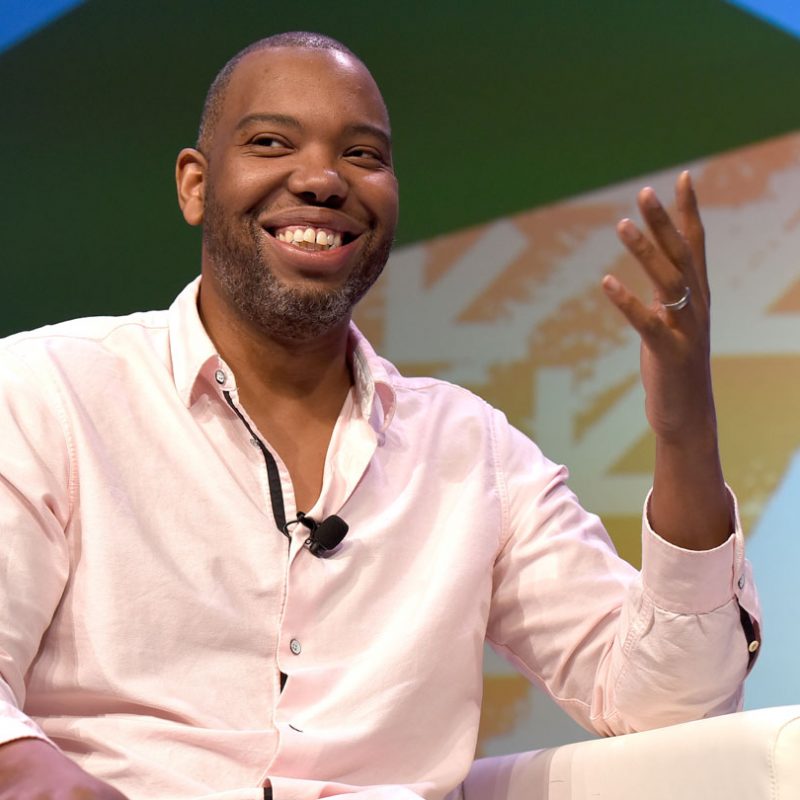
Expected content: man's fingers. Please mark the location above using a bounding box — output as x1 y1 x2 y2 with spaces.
602 274 667 342
616 218 687 308
637 187 694 281
675 171 711 302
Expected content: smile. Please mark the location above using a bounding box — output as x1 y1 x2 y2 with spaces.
271 225 353 252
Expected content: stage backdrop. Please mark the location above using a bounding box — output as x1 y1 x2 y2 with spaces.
2 0 799 753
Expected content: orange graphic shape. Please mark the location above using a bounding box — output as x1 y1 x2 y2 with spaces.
476 674 532 757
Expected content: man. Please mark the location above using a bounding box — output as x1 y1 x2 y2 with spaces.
0 31 759 800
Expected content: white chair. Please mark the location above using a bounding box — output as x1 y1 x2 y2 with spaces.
462 705 800 799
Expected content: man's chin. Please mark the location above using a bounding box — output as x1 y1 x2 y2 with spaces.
204 235 386 341
232 281 355 341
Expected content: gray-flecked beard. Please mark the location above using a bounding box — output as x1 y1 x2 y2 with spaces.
202 197 392 342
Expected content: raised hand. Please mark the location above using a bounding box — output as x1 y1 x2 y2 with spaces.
601 171 732 550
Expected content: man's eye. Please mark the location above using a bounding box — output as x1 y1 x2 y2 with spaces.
346 148 385 164
251 136 289 149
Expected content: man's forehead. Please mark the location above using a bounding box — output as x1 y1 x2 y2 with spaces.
230 46 373 98
220 45 389 130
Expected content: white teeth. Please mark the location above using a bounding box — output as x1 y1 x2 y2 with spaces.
273 225 348 250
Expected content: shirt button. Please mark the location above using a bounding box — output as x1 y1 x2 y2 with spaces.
250 438 260 447
214 369 227 385
738 575 746 590
290 639 302 655
748 640 760 654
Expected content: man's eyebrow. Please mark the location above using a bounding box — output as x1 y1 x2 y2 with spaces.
235 113 302 131
345 123 392 150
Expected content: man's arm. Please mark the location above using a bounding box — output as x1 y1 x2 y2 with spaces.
0 739 128 800
487 175 757 733
487 422 754 735
0 349 129 797
601 170 731 549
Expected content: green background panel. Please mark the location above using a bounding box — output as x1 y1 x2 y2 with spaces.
2 0 800 333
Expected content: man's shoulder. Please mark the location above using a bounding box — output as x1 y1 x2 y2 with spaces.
350 326 498 422
0 309 174 396
376 354 499 419
385 365 479 401
0 308 170 359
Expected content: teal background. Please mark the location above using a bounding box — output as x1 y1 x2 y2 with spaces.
3 0 800 333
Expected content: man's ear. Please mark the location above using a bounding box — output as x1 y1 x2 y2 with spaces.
175 148 207 226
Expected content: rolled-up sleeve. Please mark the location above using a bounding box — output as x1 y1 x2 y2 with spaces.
485 412 759 736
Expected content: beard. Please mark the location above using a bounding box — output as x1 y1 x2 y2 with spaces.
201 190 394 342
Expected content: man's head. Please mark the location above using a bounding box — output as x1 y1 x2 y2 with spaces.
176 33 399 342
196 32 368 155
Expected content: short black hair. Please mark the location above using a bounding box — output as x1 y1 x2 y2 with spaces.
196 32 359 153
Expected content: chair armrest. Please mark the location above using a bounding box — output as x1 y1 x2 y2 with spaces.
463 705 800 799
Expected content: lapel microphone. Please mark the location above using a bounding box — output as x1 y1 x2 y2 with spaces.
285 512 349 557
222 391 349 558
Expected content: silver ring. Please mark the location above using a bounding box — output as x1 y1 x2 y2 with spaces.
661 286 691 312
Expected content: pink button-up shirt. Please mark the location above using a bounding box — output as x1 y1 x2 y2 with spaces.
0 279 758 799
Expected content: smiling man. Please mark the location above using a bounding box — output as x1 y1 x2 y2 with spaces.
0 32 759 800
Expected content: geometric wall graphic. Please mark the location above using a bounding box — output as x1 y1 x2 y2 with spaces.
357 129 800 751
744 450 800 711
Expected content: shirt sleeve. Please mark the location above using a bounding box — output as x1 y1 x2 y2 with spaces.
485 410 760 736
0 348 72 747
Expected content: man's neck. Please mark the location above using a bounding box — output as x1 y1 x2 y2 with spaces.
197 285 355 512
197 284 353 416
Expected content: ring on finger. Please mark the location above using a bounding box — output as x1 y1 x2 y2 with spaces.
661 286 691 312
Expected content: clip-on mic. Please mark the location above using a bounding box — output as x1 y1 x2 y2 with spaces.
286 512 349 557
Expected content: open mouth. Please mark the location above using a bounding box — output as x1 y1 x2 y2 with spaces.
269 225 358 252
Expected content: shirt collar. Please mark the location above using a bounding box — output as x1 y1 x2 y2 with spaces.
168 277 397 431
347 324 396 433
169 277 221 408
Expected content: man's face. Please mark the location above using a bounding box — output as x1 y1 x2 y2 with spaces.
195 46 399 341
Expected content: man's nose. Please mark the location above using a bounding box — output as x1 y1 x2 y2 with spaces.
286 150 348 206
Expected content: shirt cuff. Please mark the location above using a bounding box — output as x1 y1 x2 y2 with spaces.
0 698 52 749
640 485 744 614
